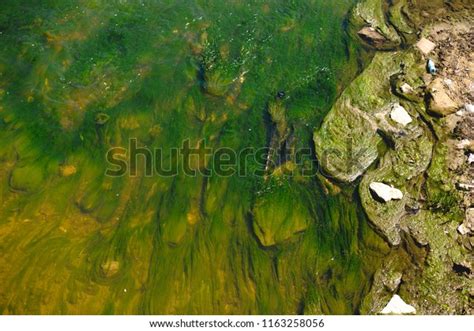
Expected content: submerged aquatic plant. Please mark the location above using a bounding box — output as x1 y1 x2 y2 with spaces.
0 0 387 314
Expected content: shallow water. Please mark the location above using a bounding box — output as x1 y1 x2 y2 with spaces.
0 0 388 314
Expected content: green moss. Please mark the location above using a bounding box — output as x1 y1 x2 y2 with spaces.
400 210 469 314
359 165 407 246
425 142 462 214
359 123 433 245
388 0 416 42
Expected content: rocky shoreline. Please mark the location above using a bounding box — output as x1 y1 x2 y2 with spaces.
314 0 473 314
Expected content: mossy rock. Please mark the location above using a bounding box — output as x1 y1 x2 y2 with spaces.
252 181 310 247
388 0 416 43
314 52 407 183
390 133 433 180
9 164 45 192
399 210 469 314
351 0 402 49
425 142 460 212
76 188 103 213
360 165 407 246
359 252 407 314
314 102 380 182
360 123 433 245
95 112 110 125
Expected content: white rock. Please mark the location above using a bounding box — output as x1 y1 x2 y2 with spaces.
465 104 474 113
457 223 470 236
469 153 474 165
457 139 472 150
416 38 436 55
369 182 404 202
381 295 416 315
400 83 414 95
390 104 413 126
457 183 474 191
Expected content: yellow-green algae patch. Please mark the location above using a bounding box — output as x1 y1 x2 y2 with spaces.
0 0 390 314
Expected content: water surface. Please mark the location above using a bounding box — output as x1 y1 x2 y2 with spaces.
0 0 388 314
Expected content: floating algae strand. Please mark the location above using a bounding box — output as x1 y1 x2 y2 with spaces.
0 0 389 314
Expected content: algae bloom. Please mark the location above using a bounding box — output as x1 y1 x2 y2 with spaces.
0 0 393 314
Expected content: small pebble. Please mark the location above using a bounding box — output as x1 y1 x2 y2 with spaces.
465 104 474 113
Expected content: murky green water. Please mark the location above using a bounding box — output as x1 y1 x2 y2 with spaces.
0 0 388 314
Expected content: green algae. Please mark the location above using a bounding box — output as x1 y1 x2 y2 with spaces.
425 142 462 213
0 0 394 314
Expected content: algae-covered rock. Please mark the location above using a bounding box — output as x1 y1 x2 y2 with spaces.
390 133 433 179
317 3 442 277
351 0 402 49
252 182 310 247
314 52 410 183
400 210 469 314
388 0 416 43
357 27 388 48
360 119 433 246
360 166 407 246
360 137 433 245
314 100 380 183
425 142 459 212
359 252 407 314
100 260 120 278
9 164 45 192
59 164 77 177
